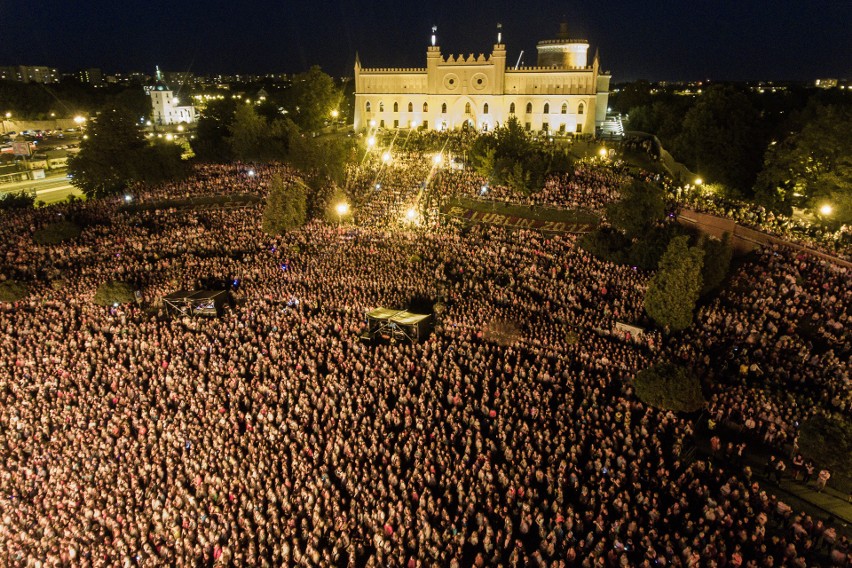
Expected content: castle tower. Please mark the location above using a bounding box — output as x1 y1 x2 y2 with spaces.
536 22 589 68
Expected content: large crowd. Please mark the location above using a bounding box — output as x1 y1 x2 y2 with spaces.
0 159 849 567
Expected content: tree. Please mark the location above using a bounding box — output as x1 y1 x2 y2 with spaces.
644 236 704 331
282 66 343 132
798 414 852 479
262 174 307 235
93 280 136 306
0 190 36 211
67 107 149 198
699 233 733 296
606 179 666 239
68 106 186 198
228 104 289 162
673 85 764 193
191 97 238 162
754 105 852 225
634 362 706 413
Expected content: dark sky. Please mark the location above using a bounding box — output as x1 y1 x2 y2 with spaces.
2 0 850 81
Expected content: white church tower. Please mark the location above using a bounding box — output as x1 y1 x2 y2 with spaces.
147 66 197 126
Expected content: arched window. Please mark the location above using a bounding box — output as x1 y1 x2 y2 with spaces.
441 103 447 114
526 102 532 114
561 102 567 114
509 102 516 114
578 102 585 115
407 102 413 112
393 102 399 113
423 102 428 112
543 103 550 114
483 103 489 114
465 102 471 114
365 101 371 113
379 102 384 112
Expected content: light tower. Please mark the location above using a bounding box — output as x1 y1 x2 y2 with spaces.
536 22 589 68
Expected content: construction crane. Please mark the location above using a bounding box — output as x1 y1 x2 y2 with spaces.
514 51 524 69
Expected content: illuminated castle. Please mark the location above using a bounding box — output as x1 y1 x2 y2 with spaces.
354 23 611 134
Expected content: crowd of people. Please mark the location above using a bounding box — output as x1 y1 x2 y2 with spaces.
0 158 849 567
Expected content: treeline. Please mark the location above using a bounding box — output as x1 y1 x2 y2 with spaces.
612 82 852 224
0 79 151 120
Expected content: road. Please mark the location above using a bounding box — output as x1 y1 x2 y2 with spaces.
0 174 83 205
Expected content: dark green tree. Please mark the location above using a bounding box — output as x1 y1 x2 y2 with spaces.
754 105 852 225
68 106 186 198
673 85 764 193
644 235 704 331
228 104 286 162
191 98 238 162
281 66 343 132
67 107 149 198
262 174 308 235
634 362 706 413
798 414 852 479
606 179 666 239
699 233 733 296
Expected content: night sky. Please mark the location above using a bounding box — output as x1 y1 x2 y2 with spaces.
2 0 850 82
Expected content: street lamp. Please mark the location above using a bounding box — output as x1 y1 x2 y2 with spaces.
74 116 86 131
598 148 607 158
433 153 443 165
382 151 392 164
331 110 339 119
335 202 349 226
367 136 376 148
405 207 418 222
695 178 703 186
819 204 833 216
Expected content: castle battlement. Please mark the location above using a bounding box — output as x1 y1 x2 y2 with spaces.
360 67 427 74
510 65 593 72
442 53 491 64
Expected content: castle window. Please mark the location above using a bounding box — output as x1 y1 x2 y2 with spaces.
483 103 489 114
543 103 550 114
465 102 471 114
578 103 584 115
576 123 582 133
441 103 447 114
509 102 515 114
423 102 428 112
365 101 371 113
393 102 399 113
407 102 413 112
561 102 567 114
379 102 384 112
526 102 532 114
